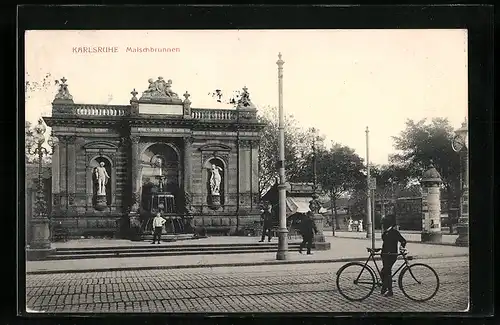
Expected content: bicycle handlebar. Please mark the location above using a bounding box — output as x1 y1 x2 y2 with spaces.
366 247 409 256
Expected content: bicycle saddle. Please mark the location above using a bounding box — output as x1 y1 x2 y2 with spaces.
366 247 382 253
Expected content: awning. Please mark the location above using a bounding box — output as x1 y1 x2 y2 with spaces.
286 197 311 215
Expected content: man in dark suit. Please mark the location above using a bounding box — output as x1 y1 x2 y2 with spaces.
299 212 318 255
259 203 274 242
381 214 407 297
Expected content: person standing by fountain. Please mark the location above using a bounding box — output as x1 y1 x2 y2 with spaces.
151 212 166 244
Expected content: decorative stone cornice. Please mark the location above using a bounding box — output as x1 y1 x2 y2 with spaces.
43 117 123 127
250 139 260 148
129 135 140 144
238 139 252 148
198 143 232 152
119 136 129 147
58 135 76 144
182 136 194 145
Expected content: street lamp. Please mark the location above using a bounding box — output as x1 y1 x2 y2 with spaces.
308 128 330 250
310 127 319 193
276 52 288 260
26 118 58 260
451 118 468 246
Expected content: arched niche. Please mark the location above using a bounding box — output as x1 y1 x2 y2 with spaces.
87 155 115 208
140 142 181 212
203 157 226 206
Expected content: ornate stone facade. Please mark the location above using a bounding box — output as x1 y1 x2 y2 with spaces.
43 78 265 237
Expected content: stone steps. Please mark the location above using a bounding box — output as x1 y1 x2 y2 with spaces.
47 242 302 260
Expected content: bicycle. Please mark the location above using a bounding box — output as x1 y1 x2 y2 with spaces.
336 247 440 302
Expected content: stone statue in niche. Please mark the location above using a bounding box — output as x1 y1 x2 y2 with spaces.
209 164 223 196
94 161 110 195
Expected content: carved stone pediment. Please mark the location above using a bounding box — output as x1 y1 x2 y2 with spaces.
83 141 119 150
198 144 232 152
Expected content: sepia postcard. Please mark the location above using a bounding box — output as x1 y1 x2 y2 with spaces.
23 29 470 314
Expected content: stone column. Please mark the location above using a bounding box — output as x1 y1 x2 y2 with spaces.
128 135 141 240
58 136 68 209
129 135 141 213
51 142 60 211
66 136 77 208
238 140 251 204
250 139 260 213
183 136 193 213
421 165 443 243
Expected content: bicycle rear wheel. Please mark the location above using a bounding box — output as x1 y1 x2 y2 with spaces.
336 262 376 301
398 263 440 302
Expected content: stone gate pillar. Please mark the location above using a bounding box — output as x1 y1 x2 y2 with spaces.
421 164 443 243
128 135 142 240
130 135 141 212
183 136 193 212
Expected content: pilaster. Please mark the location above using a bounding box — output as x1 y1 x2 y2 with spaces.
130 135 141 212
51 143 60 199
67 136 77 207
183 136 194 211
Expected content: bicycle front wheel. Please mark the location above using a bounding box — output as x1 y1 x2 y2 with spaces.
336 262 376 301
398 263 440 302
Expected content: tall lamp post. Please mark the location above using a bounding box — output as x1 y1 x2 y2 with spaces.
309 128 330 250
365 127 373 247
451 119 468 247
311 127 319 192
26 118 58 260
276 52 288 260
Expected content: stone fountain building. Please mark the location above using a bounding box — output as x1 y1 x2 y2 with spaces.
43 77 265 237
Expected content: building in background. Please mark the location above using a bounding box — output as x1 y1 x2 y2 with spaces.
40 77 265 238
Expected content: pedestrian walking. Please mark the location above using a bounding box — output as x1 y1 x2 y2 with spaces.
259 203 273 242
299 212 318 255
380 214 407 297
151 212 166 244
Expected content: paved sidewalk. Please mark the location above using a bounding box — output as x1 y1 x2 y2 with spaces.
26 236 468 274
49 230 459 249
331 230 459 245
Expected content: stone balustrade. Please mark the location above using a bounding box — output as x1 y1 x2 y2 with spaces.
75 105 129 117
191 109 237 120
52 105 256 121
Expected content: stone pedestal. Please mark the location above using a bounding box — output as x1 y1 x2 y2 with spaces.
312 213 331 250
94 194 107 211
421 232 443 243
210 194 221 210
26 218 55 261
276 228 289 260
455 223 469 246
128 213 142 241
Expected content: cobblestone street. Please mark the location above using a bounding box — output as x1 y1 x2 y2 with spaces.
26 256 468 313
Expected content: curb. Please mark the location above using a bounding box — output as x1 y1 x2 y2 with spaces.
26 253 468 275
332 236 459 246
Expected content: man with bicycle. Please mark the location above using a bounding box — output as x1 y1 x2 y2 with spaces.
381 214 407 297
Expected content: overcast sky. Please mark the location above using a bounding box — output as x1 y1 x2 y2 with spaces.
24 29 468 165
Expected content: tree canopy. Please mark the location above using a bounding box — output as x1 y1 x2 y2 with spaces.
390 117 462 208
257 106 317 195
